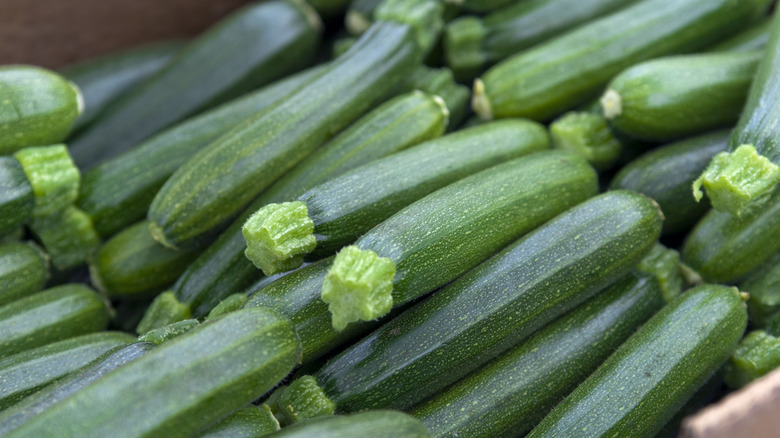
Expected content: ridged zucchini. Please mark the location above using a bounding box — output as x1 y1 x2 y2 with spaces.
739 251 780 326
69 0 321 170
527 284 747 438
0 158 33 236
610 130 730 235
0 284 109 357
267 411 430 438
0 242 48 306
195 405 279 438
7 308 300 438
473 0 770 121
725 330 780 389
709 19 771 52
412 271 664 438
148 0 443 249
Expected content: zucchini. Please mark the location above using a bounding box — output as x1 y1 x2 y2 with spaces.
0 332 133 409
0 66 82 154
0 342 155 436
0 157 33 236
308 0 352 18
610 130 730 235
7 308 300 438
527 284 747 438
724 330 780 389
29 206 101 271
411 270 664 438
138 319 200 345
694 12 780 216
283 190 662 414
709 19 771 52
0 284 109 358
243 119 549 277
402 67 470 130
148 0 444 249
637 244 684 303
14 145 80 218
205 294 249 321
444 0 639 80
739 251 780 326
61 40 184 133
473 0 770 121
549 112 622 171
601 51 762 142
346 0 382 35
69 0 322 170
460 0 515 13
0 242 48 306
319 150 598 330
267 411 430 438
195 405 279 438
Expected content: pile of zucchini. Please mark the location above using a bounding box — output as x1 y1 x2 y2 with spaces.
2 0 780 436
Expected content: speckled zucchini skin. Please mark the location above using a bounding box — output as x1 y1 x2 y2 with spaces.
0 158 34 236
0 242 48 306
267 411 430 438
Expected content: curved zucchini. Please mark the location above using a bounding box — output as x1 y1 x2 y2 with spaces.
0 158 34 236
527 284 747 438
739 251 780 327
0 66 82 154
7 308 300 438
610 130 730 235
412 271 664 438
29 206 101 271
602 51 761 142
0 332 133 409
267 411 430 438
549 111 622 170
195 405 279 438
148 0 443 249
0 242 48 306
473 0 770 121
709 19 771 52
69 0 321 170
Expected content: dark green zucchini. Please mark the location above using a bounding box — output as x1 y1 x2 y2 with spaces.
709 19 771 52
694 12 780 216
195 405 279 438
549 111 622 170
14 145 80 218
267 411 430 438
601 51 761 142
0 158 34 236
527 284 747 438
61 40 184 133
148 0 443 249
6 308 300 438
411 270 664 438
739 251 780 326
637 244 684 303
610 130 730 235
0 332 133 409
725 330 780 389
473 0 770 121
29 206 101 271
69 0 322 170
0 242 48 306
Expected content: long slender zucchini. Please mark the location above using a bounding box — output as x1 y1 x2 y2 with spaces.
0 242 48 306
602 51 761 142
610 130 730 235
694 12 780 216
0 284 109 358
195 405 279 438
724 330 780 389
527 284 747 438
473 0 770 121
61 40 184 133
739 251 780 327
243 119 549 276
0 332 134 409
0 66 82 154
267 411 430 438
69 0 321 170
709 19 771 52
7 308 299 438
148 0 444 249
0 158 33 236
411 270 664 438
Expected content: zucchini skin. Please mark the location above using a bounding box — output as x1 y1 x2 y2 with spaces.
739 251 780 327
0 342 155 436
527 284 747 438
195 406 279 438
0 242 48 306
476 0 770 121
412 270 664 438
610 130 730 235
0 332 134 410
0 284 109 358
313 190 662 412
61 40 184 133
604 51 761 142
77 65 327 239
69 0 321 170
267 410 430 438
709 19 771 52
7 308 300 438
0 158 34 237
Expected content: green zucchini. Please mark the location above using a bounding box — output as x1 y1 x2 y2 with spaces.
0 242 48 306
709 19 771 52
411 270 664 438
601 51 761 142
195 405 279 438
473 0 770 121
61 40 184 133
13 145 80 218
267 411 430 438
549 112 622 170
739 251 780 326
402 67 470 130
69 0 322 170
694 13 780 216
610 130 730 235
0 332 133 409
444 0 639 80
7 308 300 438
725 330 780 389
0 66 82 154
205 294 249 321
138 319 199 345
319 150 598 330
460 0 515 13
345 0 382 35
527 284 747 438
637 244 684 303
0 157 33 236
0 342 155 436
148 0 443 249
282 190 661 414
0 284 109 358
29 206 101 271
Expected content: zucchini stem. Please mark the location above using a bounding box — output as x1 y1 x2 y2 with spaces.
444 16 488 80
272 376 336 425
136 291 192 334
471 78 493 120
138 319 199 345
549 111 622 171
14 145 80 217
600 89 622 120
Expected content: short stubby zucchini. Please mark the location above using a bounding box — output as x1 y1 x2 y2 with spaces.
0 242 48 306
